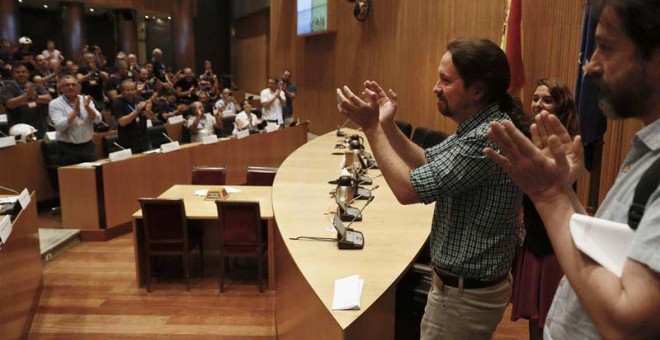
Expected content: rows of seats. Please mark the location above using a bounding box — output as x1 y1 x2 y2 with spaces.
395 120 448 149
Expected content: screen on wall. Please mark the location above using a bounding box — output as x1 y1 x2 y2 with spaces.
297 0 329 35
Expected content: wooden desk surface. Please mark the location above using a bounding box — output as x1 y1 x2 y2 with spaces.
272 129 434 338
133 184 273 219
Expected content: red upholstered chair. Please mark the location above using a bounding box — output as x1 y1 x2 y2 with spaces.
139 198 204 292
192 166 227 185
215 200 267 292
246 166 278 186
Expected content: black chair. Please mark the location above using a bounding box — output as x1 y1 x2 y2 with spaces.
139 198 204 292
148 125 171 149
246 166 278 186
192 166 227 185
424 130 449 148
395 120 413 139
219 116 235 137
41 139 60 191
411 127 431 148
102 135 121 157
215 200 267 292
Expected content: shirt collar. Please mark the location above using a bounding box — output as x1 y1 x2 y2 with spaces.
634 118 660 152
456 103 500 136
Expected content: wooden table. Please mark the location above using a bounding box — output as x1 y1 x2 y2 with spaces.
0 193 42 339
58 125 307 240
132 184 276 289
272 129 434 339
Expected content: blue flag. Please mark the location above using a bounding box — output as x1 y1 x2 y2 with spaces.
575 8 607 171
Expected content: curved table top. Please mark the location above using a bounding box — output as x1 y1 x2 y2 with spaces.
272 129 433 330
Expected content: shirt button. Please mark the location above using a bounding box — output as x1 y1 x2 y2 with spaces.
622 164 630 173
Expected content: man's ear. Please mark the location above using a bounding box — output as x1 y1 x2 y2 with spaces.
472 82 486 102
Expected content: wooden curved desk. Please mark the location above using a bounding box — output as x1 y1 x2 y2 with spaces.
272 130 433 339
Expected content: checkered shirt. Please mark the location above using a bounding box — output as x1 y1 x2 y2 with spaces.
410 104 522 280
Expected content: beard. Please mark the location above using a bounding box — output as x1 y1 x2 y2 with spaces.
594 74 649 120
437 95 453 117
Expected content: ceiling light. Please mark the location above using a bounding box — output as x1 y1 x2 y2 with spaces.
90 8 95 12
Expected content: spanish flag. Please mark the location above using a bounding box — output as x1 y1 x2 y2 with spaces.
501 0 525 96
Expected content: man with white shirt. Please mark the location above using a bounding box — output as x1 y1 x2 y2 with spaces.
260 77 286 125
186 101 221 142
213 88 241 118
48 75 101 165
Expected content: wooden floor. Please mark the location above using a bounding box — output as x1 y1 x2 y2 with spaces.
29 232 528 339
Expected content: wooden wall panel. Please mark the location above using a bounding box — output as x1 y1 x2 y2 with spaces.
235 35 268 94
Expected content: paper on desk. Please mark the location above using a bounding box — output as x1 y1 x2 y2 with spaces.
224 186 241 194
570 213 634 277
194 189 208 197
77 162 102 168
143 149 160 154
332 274 364 310
0 196 18 204
0 215 12 244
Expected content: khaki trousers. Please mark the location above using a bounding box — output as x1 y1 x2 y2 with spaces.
420 272 512 340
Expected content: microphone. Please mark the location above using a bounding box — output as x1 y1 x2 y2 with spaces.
98 119 109 127
336 119 349 137
0 130 7 137
161 132 174 143
333 196 373 250
113 142 127 150
345 196 375 230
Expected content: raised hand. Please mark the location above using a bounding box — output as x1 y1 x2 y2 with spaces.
484 119 580 202
336 83 380 132
364 80 398 123
137 101 147 112
83 95 92 108
531 112 584 187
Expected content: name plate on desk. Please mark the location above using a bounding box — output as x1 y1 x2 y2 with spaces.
167 115 185 125
202 134 218 144
160 141 180 153
0 136 16 148
44 131 57 142
265 123 279 133
18 188 30 210
0 114 7 123
236 129 250 139
109 149 133 162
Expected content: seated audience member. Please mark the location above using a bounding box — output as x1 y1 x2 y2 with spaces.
136 68 155 99
509 78 580 340
260 76 286 125
48 76 101 165
485 1 660 338
154 91 187 123
0 38 12 64
13 36 35 71
78 52 108 108
112 79 152 152
127 53 140 79
197 90 214 114
151 48 167 81
106 60 130 102
42 40 64 66
186 101 221 142
213 87 241 118
31 54 58 97
208 82 221 102
233 100 261 135
174 67 198 104
199 59 218 84
0 62 52 139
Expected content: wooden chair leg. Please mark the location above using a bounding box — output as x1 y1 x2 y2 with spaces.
219 252 225 293
184 253 191 291
146 254 152 293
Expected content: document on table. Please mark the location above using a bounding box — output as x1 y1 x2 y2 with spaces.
569 213 633 277
332 274 364 310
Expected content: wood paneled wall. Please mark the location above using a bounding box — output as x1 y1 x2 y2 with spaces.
267 0 645 207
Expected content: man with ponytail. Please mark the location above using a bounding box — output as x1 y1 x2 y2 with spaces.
336 38 523 339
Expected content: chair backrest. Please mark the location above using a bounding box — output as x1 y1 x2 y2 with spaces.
102 135 121 157
139 198 188 251
215 200 262 247
411 127 431 147
246 166 278 186
424 130 449 149
219 116 235 137
148 125 170 148
395 120 413 139
192 166 227 185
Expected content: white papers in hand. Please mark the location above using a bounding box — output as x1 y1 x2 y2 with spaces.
569 213 633 277
332 274 364 310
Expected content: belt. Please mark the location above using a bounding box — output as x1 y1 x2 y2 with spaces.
433 267 508 290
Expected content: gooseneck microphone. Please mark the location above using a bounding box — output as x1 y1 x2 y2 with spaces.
162 132 174 143
336 119 350 137
113 142 127 150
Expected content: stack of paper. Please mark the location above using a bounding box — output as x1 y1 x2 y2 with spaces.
332 274 364 310
569 213 633 277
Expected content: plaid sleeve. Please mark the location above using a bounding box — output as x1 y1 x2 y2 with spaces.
410 136 498 204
